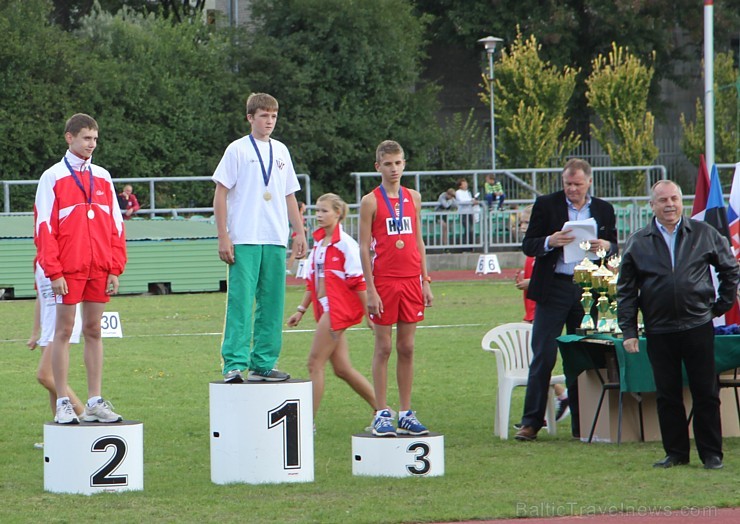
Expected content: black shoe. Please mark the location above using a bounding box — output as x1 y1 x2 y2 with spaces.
653 455 689 468
555 397 571 422
703 455 724 470
223 369 244 383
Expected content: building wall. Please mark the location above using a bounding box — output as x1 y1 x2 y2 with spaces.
204 0 251 27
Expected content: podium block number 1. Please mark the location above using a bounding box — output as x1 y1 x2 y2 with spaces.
268 399 301 469
90 436 128 487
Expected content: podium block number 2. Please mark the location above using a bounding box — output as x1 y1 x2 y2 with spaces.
268 399 301 470
90 436 128 487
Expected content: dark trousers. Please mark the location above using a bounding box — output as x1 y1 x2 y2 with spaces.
522 276 584 436
645 322 722 462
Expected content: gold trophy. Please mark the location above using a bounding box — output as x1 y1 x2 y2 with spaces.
607 255 622 334
574 241 598 331
592 247 614 332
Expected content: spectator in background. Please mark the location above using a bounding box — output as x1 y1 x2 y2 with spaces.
286 201 308 275
484 173 505 211
118 185 140 220
454 178 477 245
435 188 457 242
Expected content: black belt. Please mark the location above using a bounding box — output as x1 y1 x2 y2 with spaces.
553 273 574 281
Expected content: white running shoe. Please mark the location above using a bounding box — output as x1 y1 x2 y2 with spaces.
82 398 123 423
54 399 79 424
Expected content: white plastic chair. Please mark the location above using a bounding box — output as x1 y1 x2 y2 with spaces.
481 322 565 439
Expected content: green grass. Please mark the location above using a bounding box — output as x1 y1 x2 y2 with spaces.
0 281 738 523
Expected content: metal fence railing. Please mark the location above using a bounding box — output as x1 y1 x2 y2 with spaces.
1 174 312 217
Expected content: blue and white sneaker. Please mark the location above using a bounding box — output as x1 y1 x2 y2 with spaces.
372 409 397 437
397 410 429 436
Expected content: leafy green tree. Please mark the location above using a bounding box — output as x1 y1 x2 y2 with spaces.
680 51 739 176
73 5 246 208
0 0 78 178
233 0 440 200
50 0 205 29
586 43 659 196
414 0 740 122
482 29 580 175
0 0 245 211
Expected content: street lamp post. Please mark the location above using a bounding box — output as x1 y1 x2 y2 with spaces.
478 36 503 173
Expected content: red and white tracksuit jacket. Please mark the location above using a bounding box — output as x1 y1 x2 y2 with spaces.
306 225 366 331
34 151 127 281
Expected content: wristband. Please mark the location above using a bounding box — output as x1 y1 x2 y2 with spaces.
296 305 307 313
423 276 432 283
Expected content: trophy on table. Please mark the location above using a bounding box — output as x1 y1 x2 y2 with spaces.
592 247 614 333
573 241 598 331
607 255 622 335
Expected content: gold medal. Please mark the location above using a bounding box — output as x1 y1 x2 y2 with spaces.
395 239 405 249
263 191 272 201
87 209 95 219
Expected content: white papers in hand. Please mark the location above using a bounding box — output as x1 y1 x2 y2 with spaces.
562 218 598 264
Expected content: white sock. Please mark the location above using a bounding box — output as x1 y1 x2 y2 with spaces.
399 409 412 417
56 397 70 408
87 396 102 407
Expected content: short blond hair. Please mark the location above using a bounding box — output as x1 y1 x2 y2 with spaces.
317 193 348 222
246 93 279 116
375 140 404 163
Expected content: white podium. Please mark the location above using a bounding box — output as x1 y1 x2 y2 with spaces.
210 380 314 485
475 254 501 275
351 432 444 477
44 421 144 495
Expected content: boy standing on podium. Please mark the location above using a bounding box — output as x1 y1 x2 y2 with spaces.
213 93 307 383
34 113 127 424
359 140 433 437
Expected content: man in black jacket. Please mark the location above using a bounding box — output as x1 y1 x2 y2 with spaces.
515 159 617 442
618 180 738 469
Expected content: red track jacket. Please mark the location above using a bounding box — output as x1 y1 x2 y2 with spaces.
34 151 127 281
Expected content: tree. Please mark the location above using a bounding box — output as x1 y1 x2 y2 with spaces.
0 0 245 211
0 0 79 178
483 29 580 175
50 0 206 29
586 43 659 196
233 0 440 200
73 5 247 208
680 51 739 178
414 0 740 125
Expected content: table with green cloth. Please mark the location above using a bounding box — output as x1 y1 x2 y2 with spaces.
557 334 740 393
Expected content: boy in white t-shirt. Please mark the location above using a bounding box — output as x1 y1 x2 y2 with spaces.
212 93 307 383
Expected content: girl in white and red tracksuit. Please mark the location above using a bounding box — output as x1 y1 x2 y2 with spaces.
287 194 376 422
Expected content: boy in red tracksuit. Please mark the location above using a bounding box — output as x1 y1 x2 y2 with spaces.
287 193 376 423
34 113 127 424
359 140 434 437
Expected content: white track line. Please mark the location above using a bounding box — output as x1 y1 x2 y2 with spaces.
1 323 485 343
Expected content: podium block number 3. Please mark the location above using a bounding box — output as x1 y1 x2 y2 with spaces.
90 436 128 487
268 399 301 469
406 442 431 475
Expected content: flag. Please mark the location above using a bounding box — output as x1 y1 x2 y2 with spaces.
691 155 711 220
726 162 740 258
692 157 740 324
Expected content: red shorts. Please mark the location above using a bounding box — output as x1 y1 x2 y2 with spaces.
371 275 424 325
55 276 110 305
